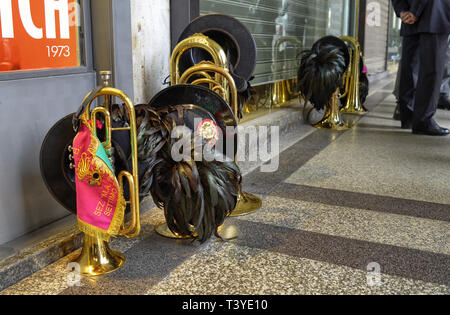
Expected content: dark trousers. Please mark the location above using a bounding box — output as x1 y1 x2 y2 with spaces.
399 33 448 126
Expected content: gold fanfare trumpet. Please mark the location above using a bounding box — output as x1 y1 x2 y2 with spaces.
156 33 261 239
170 33 229 90
340 36 366 115
73 85 141 276
178 62 262 217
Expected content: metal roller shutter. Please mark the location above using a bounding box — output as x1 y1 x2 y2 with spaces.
200 0 350 86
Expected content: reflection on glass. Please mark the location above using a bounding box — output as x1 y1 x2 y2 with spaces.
0 0 84 73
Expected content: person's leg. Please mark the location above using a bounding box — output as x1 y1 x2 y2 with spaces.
438 35 450 110
398 35 419 127
393 62 402 120
393 62 402 100
394 47 420 120
413 33 448 126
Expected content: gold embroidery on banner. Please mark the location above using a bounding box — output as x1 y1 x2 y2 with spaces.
77 153 91 181
89 165 105 186
76 153 108 187
94 200 105 217
88 133 99 156
92 157 111 176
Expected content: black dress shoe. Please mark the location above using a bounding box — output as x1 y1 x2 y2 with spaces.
437 93 450 110
393 103 401 121
412 120 449 136
401 121 412 129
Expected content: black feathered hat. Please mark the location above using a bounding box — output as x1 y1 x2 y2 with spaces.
147 84 237 158
297 37 347 110
139 85 242 242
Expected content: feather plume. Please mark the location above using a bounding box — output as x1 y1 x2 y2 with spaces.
360 72 369 105
297 44 346 110
133 105 241 243
105 103 241 242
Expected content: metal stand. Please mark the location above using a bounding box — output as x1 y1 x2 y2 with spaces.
154 222 193 239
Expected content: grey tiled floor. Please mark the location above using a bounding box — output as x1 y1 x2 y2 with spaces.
1 82 449 295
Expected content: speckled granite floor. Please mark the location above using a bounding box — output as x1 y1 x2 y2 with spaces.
1 80 449 295
286 95 450 205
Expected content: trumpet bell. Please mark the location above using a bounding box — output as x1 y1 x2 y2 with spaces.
74 234 125 276
315 90 350 131
229 191 262 217
314 112 350 130
154 222 194 239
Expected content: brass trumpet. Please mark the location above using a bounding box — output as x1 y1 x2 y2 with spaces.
178 62 262 216
73 86 141 276
170 33 262 220
340 36 366 115
155 34 234 238
170 33 229 90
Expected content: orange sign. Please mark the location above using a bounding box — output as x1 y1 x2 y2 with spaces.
0 0 80 72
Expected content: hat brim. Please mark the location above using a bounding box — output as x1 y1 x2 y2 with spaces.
178 14 256 91
40 114 77 213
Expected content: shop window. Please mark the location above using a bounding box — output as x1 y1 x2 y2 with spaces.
0 0 84 73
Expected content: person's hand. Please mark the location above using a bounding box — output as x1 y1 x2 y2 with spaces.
400 11 418 24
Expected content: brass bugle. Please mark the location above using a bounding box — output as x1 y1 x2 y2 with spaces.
313 88 349 131
73 86 141 276
179 63 262 217
81 87 141 238
272 36 303 105
170 33 229 87
340 36 366 114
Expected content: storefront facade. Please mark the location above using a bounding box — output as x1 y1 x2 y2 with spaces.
0 0 133 245
0 0 396 245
